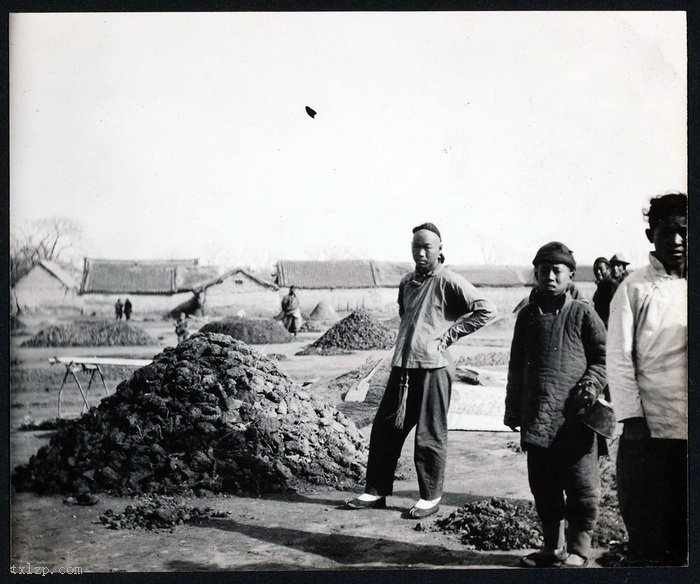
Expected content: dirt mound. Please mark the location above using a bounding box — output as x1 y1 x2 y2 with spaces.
296 311 396 356
309 300 339 322
100 496 230 531
21 321 155 347
199 317 294 344
12 333 368 497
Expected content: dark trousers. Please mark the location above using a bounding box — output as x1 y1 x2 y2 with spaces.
617 435 688 565
527 437 600 557
365 367 451 500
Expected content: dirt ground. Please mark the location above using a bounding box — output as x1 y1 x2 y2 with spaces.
9 314 616 572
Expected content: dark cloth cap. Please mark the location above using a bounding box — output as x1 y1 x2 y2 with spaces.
594 256 610 266
412 222 441 240
532 241 576 270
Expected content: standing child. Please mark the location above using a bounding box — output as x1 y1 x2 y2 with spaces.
504 242 607 568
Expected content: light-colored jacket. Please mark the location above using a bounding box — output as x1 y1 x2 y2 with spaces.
606 253 687 439
391 266 496 369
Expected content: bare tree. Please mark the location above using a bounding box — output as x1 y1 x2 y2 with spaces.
10 217 85 287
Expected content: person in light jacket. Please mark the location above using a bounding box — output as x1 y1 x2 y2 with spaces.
607 192 687 566
344 222 496 519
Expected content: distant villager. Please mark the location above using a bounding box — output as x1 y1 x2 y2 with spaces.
591 257 617 327
123 298 133 321
609 253 631 283
280 286 302 336
115 298 123 321
175 313 190 344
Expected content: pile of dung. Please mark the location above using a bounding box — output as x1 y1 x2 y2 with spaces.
296 311 396 356
199 317 294 344
435 498 542 551
308 300 339 322
100 496 229 531
435 442 627 551
12 333 368 497
21 320 155 347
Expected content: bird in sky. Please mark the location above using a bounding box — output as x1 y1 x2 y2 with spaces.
305 106 317 118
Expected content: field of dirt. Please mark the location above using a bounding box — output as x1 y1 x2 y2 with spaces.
9 311 629 573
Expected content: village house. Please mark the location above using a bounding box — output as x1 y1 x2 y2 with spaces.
12 260 81 314
79 258 220 317
192 268 280 317
274 260 597 315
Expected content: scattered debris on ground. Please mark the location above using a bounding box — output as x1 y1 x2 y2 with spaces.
264 353 288 361
296 311 396 356
21 321 155 347
434 439 627 551
454 367 480 385
99 496 230 531
12 333 368 497
199 317 294 344
308 301 339 322
505 441 524 453
18 417 64 432
435 497 543 551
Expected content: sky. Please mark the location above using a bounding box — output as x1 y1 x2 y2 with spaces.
9 11 687 270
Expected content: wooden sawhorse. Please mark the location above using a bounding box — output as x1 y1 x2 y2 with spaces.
49 356 153 418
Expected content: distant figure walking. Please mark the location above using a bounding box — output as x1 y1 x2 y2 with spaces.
115 298 124 321
175 313 190 344
124 298 133 321
281 286 302 336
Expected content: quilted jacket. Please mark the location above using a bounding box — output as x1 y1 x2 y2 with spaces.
504 294 607 449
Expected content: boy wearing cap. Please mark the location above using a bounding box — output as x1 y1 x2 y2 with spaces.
345 222 496 518
607 193 687 565
504 242 607 567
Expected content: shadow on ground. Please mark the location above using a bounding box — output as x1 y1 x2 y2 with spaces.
185 519 518 569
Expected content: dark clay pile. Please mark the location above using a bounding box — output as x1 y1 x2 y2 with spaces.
13 333 368 497
199 316 294 344
296 311 396 355
21 320 155 347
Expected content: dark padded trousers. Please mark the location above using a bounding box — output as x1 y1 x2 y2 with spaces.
365 366 452 500
617 435 688 565
527 438 600 558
